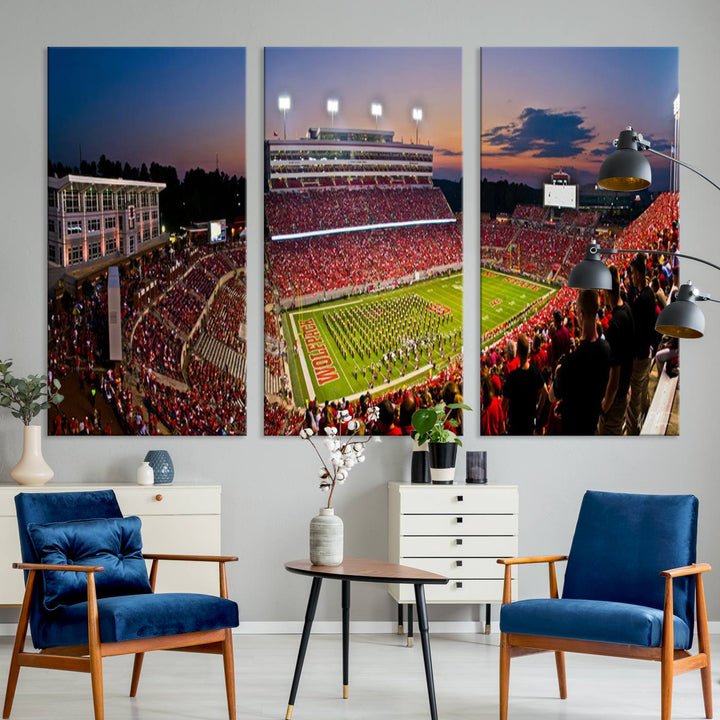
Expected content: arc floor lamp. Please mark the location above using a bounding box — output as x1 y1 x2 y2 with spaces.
569 126 720 339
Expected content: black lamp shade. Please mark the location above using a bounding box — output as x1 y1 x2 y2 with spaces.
568 252 612 290
656 297 705 339
598 128 652 192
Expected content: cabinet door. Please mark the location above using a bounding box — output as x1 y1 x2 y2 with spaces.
140 515 221 595
0 518 24 605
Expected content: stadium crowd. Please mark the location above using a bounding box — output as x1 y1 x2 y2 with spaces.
481 192 680 436
265 186 453 236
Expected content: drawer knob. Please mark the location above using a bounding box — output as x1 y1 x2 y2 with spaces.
457 495 464 502
456 560 463 567
155 494 163 502
456 539 463 545
456 581 463 589
456 517 463 523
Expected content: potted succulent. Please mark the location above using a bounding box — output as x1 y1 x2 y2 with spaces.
0 359 63 485
411 401 471 484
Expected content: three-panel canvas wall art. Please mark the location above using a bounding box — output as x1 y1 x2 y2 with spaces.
45 46 679 437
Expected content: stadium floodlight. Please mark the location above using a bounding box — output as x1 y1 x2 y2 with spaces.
327 98 339 128
412 107 423 145
569 243 720 338
278 94 291 140
598 126 720 193
371 102 382 129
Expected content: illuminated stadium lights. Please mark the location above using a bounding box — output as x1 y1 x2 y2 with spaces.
278 94 291 140
412 107 423 145
327 98 339 128
271 217 456 242
371 102 382 129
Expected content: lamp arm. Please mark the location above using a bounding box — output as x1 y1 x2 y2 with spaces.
590 244 720 276
644 147 720 193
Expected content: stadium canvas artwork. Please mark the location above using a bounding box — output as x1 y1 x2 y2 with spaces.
480 47 679 437
47 47 247 436
264 47 463 436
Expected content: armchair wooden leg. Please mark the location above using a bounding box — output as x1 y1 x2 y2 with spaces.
222 629 236 720
87 574 104 720
3 570 35 719
499 633 510 720
554 651 567 699
89 652 104 720
696 574 713 719
129 653 144 697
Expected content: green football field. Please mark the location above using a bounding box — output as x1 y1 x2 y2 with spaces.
481 269 557 348
283 273 463 405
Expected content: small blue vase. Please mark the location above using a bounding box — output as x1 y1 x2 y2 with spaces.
144 450 174 485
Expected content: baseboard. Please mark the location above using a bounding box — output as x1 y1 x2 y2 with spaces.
235 620 496 634
2 621 719 636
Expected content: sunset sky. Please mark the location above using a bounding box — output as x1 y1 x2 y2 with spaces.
264 47 463 181
481 47 679 190
48 47 246 178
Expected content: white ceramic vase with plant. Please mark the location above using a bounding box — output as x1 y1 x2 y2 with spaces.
301 412 370 566
0 359 63 486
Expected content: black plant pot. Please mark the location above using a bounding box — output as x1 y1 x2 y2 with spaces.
411 435 431 484
428 442 458 484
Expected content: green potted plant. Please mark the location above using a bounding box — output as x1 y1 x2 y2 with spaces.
0 359 63 486
411 401 471 484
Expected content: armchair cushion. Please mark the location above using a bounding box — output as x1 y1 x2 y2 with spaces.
36 593 239 648
500 598 691 649
28 516 152 611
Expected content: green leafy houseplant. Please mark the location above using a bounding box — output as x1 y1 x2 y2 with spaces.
0 359 63 426
411 401 472 446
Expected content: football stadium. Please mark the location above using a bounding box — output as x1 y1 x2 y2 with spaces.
264 126 463 435
480 187 680 436
47 179 248 436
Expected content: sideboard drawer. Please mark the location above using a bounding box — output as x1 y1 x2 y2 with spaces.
401 557 509 580
401 513 517 536
114 486 221 517
399 487 517 515
390 578 515 604
400 535 518 558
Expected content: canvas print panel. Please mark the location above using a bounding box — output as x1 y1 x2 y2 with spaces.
264 47 463 436
47 47 247 435
480 47 679 436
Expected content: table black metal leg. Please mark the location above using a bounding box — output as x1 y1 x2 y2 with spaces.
407 602 414 647
485 603 491 634
342 579 350 699
414 583 439 720
397 602 404 634
286 577 323 720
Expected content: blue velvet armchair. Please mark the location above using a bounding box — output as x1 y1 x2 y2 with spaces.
498 491 712 720
2 490 239 720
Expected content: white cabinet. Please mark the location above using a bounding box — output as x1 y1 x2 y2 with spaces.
388 482 518 632
0 484 222 605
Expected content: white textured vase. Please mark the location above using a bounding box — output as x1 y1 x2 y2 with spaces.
309 507 344 566
136 461 154 486
10 425 54 486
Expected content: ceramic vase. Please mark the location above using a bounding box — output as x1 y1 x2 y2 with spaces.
10 425 54 486
411 436 431 483
144 450 174 484
428 442 458 484
136 461 154 486
309 507 343 566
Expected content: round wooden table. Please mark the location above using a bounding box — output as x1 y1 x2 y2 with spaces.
284 557 448 720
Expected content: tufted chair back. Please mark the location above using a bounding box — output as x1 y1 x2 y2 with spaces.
15 490 124 648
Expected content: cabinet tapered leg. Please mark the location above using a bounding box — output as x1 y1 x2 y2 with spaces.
407 603 414 648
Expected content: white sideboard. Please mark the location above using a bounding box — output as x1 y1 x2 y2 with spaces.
388 481 518 636
0 484 222 605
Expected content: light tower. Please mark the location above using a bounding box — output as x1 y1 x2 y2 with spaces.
327 98 339 128
278 94 291 140
371 102 382 130
412 107 423 145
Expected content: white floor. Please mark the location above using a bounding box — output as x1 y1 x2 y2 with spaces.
0 633 716 720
